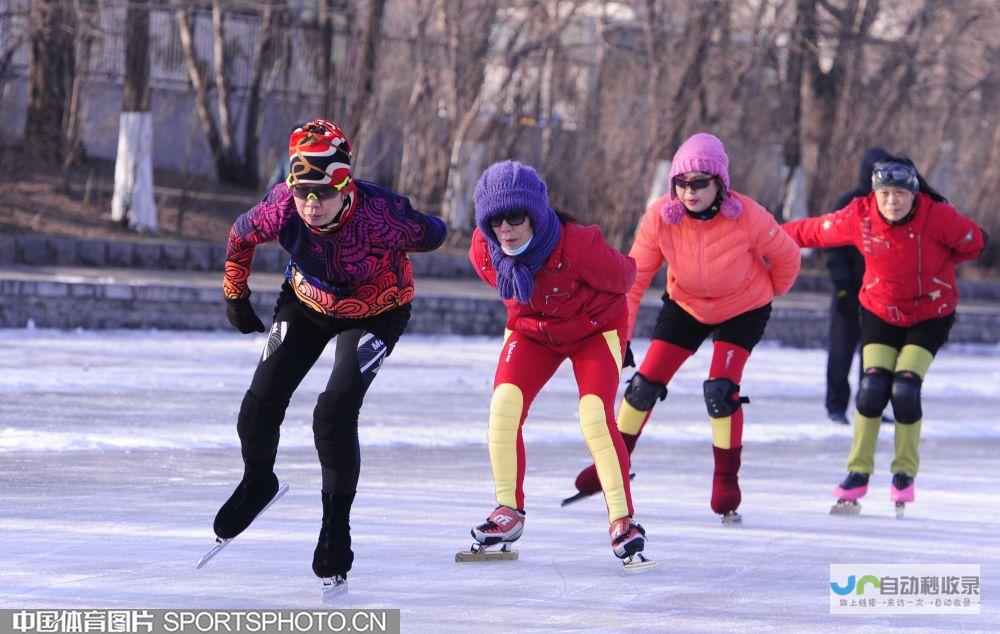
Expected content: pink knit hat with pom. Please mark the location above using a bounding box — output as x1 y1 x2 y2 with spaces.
662 133 742 224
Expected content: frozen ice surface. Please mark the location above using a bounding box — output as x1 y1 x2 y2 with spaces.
0 330 997 632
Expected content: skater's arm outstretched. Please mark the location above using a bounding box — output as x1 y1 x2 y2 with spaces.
781 201 860 251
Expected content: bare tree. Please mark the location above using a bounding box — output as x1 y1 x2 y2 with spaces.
24 0 76 162
174 0 283 186
111 0 157 231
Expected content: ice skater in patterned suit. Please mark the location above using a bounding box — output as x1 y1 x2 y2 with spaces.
465 160 650 564
212 119 446 584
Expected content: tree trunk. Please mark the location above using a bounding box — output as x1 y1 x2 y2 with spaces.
347 0 387 150
25 0 76 162
242 2 281 188
174 2 241 183
112 0 157 232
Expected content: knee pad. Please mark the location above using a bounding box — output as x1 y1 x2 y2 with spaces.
857 367 893 417
236 391 288 463
313 388 363 433
623 372 668 411
703 378 749 418
891 371 922 424
313 388 363 470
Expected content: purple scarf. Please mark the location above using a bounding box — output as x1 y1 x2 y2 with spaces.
487 210 562 304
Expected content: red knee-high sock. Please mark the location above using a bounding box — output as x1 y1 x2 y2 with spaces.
711 445 742 514
709 342 751 514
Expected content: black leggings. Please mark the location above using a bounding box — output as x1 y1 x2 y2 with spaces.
237 283 411 494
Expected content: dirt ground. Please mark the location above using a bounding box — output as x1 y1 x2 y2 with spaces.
0 147 262 244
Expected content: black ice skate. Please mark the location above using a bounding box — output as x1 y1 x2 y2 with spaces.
314 492 355 601
197 474 288 569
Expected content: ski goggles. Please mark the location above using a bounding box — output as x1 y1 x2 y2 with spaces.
871 162 918 192
488 210 530 228
672 175 715 191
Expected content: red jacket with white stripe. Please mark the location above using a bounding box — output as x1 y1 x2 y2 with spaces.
470 222 637 346
783 192 985 326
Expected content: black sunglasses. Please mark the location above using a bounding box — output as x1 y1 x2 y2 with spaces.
673 176 714 191
488 210 529 228
289 183 340 201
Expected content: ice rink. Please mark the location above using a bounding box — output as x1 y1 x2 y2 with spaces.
1 330 997 632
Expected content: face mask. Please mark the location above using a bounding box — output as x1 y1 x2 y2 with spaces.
501 233 534 256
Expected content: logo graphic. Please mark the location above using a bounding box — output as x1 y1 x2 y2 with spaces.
829 564 980 615
505 341 518 363
830 574 881 596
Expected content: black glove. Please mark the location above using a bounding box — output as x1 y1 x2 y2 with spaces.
623 340 635 368
225 296 266 334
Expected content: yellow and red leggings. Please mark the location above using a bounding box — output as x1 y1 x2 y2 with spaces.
488 327 634 522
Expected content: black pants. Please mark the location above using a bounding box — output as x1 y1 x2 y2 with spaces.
652 294 772 352
237 283 411 494
859 307 954 355
826 290 862 415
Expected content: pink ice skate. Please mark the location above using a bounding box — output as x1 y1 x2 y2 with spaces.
831 471 869 515
891 472 915 518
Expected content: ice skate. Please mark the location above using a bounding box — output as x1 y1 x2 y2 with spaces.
198 477 288 569
720 511 742 526
890 472 915 518
213 472 282 539
321 575 348 603
560 472 635 507
456 506 523 562
313 492 355 580
610 517 655 573
830 471 869 515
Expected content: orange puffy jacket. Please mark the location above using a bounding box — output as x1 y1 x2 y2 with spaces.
627 190 801 336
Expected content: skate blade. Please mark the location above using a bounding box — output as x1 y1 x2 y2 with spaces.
196 482 289 570
321 577 348 603
895 502 905 519
561 473 635 507
196 537 232 569
720 511 742 526
455 542 518 563
830 500 862 515
622 552 656 574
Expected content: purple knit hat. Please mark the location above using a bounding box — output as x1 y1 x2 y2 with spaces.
662 133 742 224
474 161 561 303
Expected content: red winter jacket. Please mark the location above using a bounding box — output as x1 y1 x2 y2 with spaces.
470 222 637 346
783 192 985 326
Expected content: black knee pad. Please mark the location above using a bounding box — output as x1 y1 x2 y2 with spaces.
857 367 893 417
623 372 668 411
236 391 287 462
703 378 749 418
891 371 922 424
313 388 364 470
